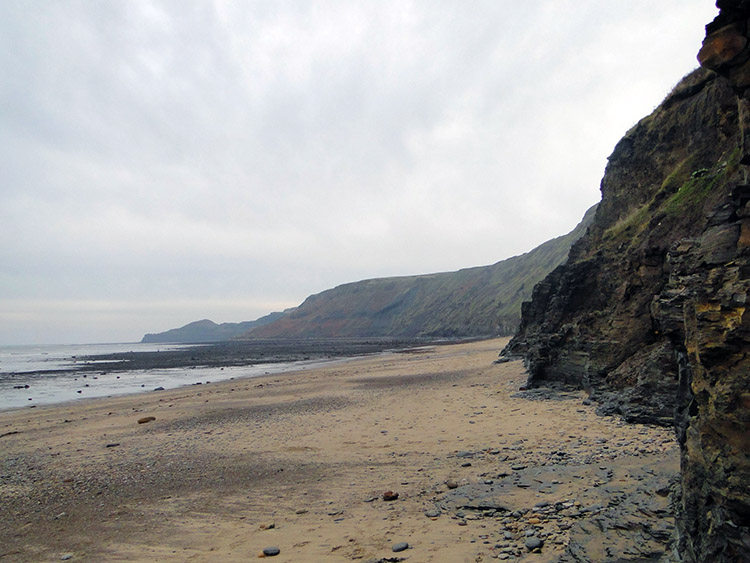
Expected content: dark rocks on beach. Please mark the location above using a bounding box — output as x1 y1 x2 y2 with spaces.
383 490 399 501
392 542 409 552
262 546 280 556
524 536 543 550
153 386 165 391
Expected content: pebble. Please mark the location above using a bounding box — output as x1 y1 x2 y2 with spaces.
525 536 543 550
60 555 74 561
424 509 441 518
262 546 280 556
392 541 409 552
445 480 459 489
383 490 399 501
137 416 156 424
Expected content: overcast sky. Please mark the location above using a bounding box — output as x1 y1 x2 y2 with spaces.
1 1 717 345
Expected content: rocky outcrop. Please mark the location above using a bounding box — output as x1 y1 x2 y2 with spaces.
244 207 595 340
502 3 750 561
141 313 284 343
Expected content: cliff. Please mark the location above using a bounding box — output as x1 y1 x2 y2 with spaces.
141 312 283 343
502 3 750 561
243 206 595 340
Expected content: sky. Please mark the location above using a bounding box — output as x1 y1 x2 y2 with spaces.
1 1 719 345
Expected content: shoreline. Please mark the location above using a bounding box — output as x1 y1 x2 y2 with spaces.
0 338 678 562
0 338 441 412
0 355 361 413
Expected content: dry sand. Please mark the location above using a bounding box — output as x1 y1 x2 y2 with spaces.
0 338 678 562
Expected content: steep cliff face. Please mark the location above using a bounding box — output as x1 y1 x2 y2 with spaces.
244 207 594 340
505 67 740 424
503 4 750 561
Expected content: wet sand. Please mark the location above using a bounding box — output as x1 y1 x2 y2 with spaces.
0 338 678 562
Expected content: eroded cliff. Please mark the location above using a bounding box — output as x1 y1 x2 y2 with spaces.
243 207 595 340
502 3 750 561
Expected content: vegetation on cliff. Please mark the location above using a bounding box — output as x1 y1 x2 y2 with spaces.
242 206 595 340
503 4 750 560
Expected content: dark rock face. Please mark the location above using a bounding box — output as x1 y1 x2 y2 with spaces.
502 4 750 561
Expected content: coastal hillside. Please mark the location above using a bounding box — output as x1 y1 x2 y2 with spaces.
242 206 595 340
503 5 750 561
141 312 283 343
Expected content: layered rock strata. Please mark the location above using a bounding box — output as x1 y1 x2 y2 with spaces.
502 3 750 560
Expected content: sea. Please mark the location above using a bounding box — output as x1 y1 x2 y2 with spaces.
0 342 332 411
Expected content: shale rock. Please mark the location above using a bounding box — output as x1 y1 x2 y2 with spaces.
501 4 750 560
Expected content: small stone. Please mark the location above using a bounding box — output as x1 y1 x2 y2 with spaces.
105 443 120 448
504 531 513 540
295 509 308 514
262 546 280 556
60 555 74 561
424 509 441 518
137 416 156 424
525 536 543 550
383 490 399 501
392 541 409 552
259 522 275 530
153 386 165 391
445 480 459 489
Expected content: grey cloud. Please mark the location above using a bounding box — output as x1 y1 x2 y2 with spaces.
0 0 718 344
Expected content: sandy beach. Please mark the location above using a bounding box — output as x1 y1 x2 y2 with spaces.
0 338 678 562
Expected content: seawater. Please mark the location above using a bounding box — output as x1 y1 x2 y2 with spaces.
0 342 331 411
